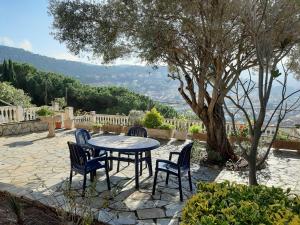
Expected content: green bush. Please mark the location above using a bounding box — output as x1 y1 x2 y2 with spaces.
36 107 54 116
142 108 164 128
276 131 290 141
189 125 202 134
159 123 175 130
182 181 300 225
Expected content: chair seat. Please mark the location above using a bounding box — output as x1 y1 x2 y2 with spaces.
157 161 190 174
86 160 106 172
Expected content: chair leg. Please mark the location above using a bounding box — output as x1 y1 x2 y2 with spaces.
105 160 111 190
69 169 73 188
166 172 169 185
139 154 143 176
117 152 121 172
188 170 193 191
178 173 183 202
127 154 130 166
82 173 87 197
90 171 94 182
152 170 158 195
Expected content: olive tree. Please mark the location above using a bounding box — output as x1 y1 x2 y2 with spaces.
49 0 261 162
225 0 300 185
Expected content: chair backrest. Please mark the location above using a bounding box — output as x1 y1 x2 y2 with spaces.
75 128 91 145
67 141 87 169
177 142 193 169
127 126 147 137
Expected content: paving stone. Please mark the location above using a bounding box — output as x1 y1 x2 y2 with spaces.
97 209 117 223
136 208 165 219
136 219 156 225
157 218 179 225
165 203 184 217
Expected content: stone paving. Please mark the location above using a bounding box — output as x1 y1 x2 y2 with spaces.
0 130 299 225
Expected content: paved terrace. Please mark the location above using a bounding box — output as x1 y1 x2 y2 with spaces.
0 130 299 225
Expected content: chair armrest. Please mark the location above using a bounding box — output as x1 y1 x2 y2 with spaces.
156 159 178 168
84 150 91 160
169 151 180 160
87 155 108 164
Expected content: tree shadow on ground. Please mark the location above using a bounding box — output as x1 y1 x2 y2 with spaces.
273 149 300 159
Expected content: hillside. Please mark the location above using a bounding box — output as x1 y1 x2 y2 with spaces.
0 45 183 108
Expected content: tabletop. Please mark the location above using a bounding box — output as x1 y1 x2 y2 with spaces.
88 135 160 152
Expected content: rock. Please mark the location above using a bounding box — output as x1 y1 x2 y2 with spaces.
157 218 179 225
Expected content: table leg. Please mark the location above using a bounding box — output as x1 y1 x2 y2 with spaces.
135 152 139 189
145 151 153 176
109 150 113 171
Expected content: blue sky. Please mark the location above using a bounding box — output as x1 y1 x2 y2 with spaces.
0 0 138 64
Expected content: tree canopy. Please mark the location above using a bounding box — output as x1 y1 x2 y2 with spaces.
0 82 32 107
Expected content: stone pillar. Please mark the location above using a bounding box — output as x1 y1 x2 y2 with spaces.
15 106 24 122
64 107 74 130
90 111 96 123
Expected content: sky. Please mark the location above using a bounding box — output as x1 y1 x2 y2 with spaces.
0 0 139 65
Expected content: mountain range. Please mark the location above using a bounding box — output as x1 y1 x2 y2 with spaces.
0 45 183 108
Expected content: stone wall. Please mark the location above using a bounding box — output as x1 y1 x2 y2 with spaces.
0 120 48 137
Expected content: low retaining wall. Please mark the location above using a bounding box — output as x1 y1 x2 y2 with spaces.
0 120 48 137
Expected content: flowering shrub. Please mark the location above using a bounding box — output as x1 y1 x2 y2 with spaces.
189 125 203 134
182 181 300 225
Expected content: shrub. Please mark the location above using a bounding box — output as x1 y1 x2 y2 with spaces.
159 123 175 130
189 125 202 134
36 107 54 116
276 131 290 141
182 181 300 225
142 108 164 128
92 123 102 129
128 110 145 126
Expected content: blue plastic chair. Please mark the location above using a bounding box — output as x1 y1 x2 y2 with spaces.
152 142 193 201
75 128 106 158
67 141 110 196
117 126 148 175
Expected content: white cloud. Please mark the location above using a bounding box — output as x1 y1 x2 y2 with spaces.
19 39 32 51
0 36 33 51
0 36 15 47
53 52 81 62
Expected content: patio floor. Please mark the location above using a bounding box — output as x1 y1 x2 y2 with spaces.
0 130 299 225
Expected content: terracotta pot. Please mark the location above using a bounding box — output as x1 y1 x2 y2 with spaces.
191 133 207 141
272 140 300 151
123 126 130 134
55 121 62 129
174 130 188 141
102 124 123 134
92 127 101 133
147 128 174 139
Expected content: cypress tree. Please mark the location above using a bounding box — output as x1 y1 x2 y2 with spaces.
1 59 9 81
8 59 16 84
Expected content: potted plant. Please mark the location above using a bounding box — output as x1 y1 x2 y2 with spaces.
189 125 207 141
36 107 59 137
92 123 102 133
173 118 188 140
54 98 67 129
229 125 251 144
272 131 300 152
143 108 175 139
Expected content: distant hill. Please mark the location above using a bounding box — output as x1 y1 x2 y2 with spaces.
0 45 183 108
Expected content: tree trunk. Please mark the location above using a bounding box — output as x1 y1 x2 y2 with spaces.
248 155 258 185
203 103 237 163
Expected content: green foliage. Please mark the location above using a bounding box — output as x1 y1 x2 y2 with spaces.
276 131 290 141
182 181 300 225
128 110 145 126
92 123 102 129
0 82 32 107
54 97 66 109
189 125 202 134
143 108 164 128
36 107 54 116
0 61 177 117
158 123 175 130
